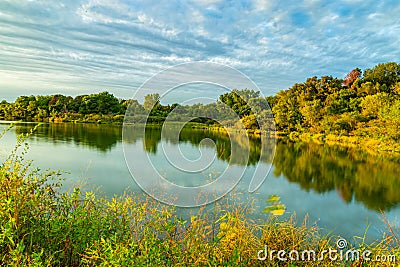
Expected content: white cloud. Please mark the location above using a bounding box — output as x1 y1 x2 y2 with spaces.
253 0 274 12
191 0 223 6
0 0 400 101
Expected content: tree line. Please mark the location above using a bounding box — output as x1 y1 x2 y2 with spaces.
1 61 399 141
0 88 272 128
124 89 273 130
0 91 128 123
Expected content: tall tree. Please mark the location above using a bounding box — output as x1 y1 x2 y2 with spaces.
363 62 400 88
143 93 160 111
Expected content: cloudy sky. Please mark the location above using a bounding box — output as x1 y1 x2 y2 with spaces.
1 0 399 102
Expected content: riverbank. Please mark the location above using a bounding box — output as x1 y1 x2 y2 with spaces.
0 113 126 125
3 118 400 159
283 131 400 158
187 122 400 158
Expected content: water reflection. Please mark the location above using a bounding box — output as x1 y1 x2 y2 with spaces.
273 141 400 212
141 126 274 166
4 122 400 212
138 126 400 212
13 123 122 152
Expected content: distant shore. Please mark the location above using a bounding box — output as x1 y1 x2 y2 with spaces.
2 119 399 160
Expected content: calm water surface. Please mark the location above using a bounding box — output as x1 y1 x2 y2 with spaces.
0 122 399 243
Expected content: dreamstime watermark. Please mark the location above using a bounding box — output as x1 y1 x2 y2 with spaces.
122 62 276 207
257 238 397 263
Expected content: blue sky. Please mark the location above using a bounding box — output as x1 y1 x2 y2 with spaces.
1 0 399 102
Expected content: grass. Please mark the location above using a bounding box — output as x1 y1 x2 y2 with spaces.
0 128 399 266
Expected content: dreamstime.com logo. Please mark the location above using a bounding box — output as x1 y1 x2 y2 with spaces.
122 62 276 207
257 238 397 263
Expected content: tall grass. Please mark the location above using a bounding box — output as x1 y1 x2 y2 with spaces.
0 128 398 266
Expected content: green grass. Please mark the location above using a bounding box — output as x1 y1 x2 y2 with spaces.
0 129 399 266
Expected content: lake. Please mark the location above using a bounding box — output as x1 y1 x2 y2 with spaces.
0 121 399 243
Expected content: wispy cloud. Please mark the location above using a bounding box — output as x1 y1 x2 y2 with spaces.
0 0 399 101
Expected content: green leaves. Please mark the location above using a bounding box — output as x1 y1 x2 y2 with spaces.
269 62 400 142
0 91 125 122
363 62 400 88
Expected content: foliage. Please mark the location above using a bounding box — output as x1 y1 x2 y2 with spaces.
269 62 400 149
143 93 161 111
0 92 126 124
219 89 257 118
343 68 361 87
363 62 400 88
241 114 259 130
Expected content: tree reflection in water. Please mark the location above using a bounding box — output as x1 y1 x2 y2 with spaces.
12 123 400 212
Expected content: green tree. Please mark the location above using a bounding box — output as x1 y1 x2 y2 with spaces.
391 82 400 95
360 93 391 119
300 99 324 129
69 95 86 113
241 114 259 130
247 97 269 114
219 89 258 118
326 89 359 115
79 92 121 115
272 87 302 131
143 93 160 111
48 94 68 113
358 81 378 95
235 88 260 101
13 95 35 119
363 62 400 89
0 100 8 119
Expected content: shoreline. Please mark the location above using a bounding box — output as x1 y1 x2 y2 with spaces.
2 119 399 158
282 131 400 158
